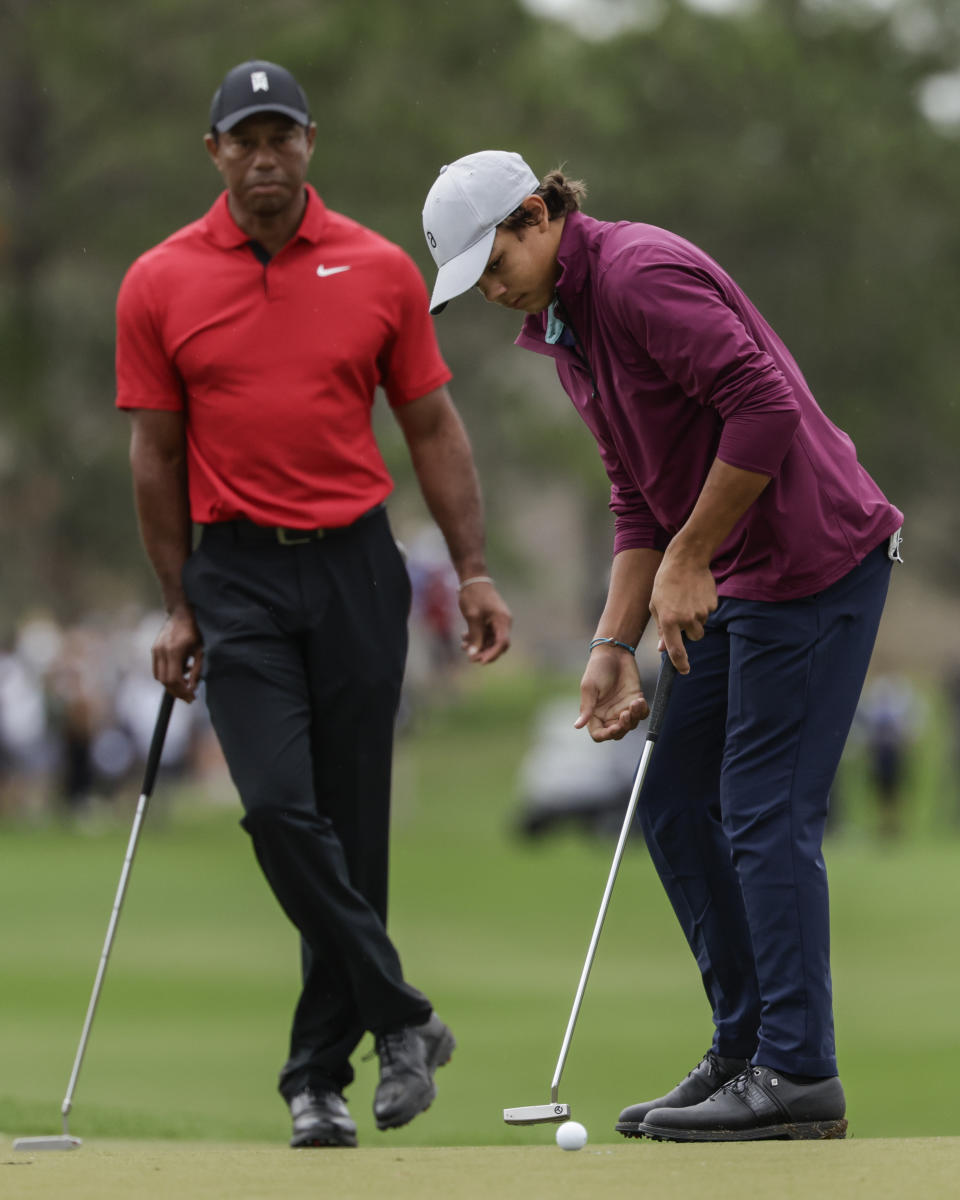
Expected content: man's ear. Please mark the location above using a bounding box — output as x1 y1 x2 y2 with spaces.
522 194 550 229
203 132 222 172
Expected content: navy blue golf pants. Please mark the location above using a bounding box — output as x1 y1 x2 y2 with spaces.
183 508 432 1099
638 541 893 1077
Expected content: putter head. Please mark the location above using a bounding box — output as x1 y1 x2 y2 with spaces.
13 1135 82 1151
503 1102 571 1125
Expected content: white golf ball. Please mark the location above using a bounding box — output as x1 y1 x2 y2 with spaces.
556 1120 588 1151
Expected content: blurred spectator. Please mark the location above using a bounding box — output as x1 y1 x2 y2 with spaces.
0 559 464 819
0 608 222 821
46 625 110 813
0 623 56 814
853 674 921 840
419 565 460 671
401 525 466 726
945 663 960 827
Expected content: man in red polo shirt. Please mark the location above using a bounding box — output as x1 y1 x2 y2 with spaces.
116 62 511 1149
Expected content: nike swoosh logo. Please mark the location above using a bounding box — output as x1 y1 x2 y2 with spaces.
316 265 351 277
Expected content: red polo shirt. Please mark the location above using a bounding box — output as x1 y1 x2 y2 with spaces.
116 185 451 527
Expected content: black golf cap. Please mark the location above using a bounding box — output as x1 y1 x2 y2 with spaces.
210 60 310 133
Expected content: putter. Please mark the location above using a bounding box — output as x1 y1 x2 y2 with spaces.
14 689 176 1151
503 656 677 1126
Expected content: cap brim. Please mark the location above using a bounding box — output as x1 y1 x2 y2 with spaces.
429 227 497 315
215 103 310 133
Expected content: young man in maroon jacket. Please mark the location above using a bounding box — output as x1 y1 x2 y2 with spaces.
116 68 511 1149
422 151 903 1142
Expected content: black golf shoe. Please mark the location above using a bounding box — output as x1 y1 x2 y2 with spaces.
372 1012 456 1130
638 1065 848 1141
615 1051 750 1137
288 1088 358 1148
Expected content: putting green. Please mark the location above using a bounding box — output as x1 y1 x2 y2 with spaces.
2 1137 957 1199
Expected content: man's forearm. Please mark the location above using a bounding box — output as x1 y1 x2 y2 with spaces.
669 457 771 566
411 443 487 578
396 390 489 580
594 547 663 649
395 387 511 663
133 469 192 612
129 416 193 612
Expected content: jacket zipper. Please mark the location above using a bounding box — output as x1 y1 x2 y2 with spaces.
554 298 599 399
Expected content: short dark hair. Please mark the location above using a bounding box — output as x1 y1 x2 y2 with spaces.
499 169 586 232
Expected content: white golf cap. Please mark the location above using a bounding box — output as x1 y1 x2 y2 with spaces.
422 150 539 314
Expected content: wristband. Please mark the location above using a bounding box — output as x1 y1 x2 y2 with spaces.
589 636 637 655
458 575 495 593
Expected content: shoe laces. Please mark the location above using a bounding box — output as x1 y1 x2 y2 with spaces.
717 1067 756 1097
697 1050 725 1080
368 1027 412 1068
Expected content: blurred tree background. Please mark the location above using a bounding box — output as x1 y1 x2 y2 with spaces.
1 0 958 645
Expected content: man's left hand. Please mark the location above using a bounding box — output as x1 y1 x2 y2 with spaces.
458 582 512 664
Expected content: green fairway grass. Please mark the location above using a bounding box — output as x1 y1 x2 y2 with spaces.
1 667 958 1152
3 1139 960 1200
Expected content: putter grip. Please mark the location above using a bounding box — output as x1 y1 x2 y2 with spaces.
646 656 677 742
142 690 175 798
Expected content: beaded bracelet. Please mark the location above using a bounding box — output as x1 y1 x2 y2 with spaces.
458 575 495 593
589 636 637 655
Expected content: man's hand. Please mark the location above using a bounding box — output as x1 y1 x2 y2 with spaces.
575 647 649 742
649 547 717 675
458 581 512 664
152 604 204 702
649 458 770 673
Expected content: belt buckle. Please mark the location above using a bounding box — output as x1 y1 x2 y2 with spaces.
276 527 319 545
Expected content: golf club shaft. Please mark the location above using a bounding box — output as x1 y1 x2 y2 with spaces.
549 657 676 1103
59 689 175 1132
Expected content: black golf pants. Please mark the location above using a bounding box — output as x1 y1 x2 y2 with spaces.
183 508 432 1098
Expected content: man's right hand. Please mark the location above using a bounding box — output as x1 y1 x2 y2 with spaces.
574 646 649 743
152 604 204 702
649 548 716 675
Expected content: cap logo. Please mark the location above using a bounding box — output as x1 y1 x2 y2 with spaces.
250 70 269 93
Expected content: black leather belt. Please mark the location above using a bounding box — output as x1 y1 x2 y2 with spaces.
202 504 384 546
